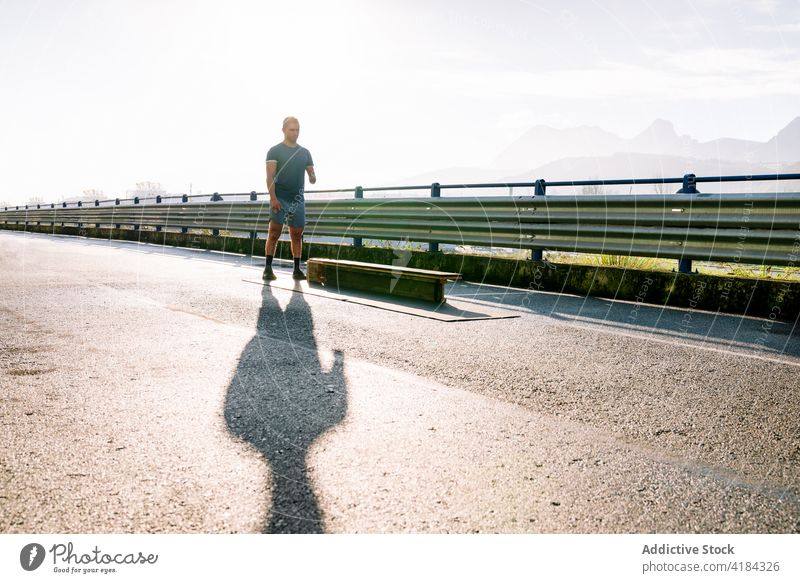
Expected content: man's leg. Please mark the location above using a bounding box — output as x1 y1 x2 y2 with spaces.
288 225 303 259
288 225 305 279
265 219 283 257
262 219 283 280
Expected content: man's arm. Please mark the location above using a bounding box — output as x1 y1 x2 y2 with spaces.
266 160 282 212
266 160 278 198
306 165 316 184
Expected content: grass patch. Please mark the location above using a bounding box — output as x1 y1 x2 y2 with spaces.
589 254 660 270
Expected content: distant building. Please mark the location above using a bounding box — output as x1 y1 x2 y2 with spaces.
126 181 166 199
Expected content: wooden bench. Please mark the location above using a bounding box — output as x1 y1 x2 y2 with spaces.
307 258 462 303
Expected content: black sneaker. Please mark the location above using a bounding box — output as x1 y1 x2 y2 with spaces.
262 266 277 280
292 268 307 280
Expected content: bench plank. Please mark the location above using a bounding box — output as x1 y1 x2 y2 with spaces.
306 258 461 280
307 258 461 303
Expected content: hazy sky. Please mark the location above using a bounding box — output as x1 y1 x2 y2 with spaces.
1 0 799 205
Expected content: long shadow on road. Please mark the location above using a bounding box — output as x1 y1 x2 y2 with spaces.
224 279 346 533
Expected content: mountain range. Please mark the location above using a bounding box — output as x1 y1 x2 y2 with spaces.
386 117 800 194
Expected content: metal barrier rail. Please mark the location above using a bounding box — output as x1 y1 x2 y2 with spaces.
3 173 800 272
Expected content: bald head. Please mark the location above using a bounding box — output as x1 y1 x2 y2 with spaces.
282 116 300 144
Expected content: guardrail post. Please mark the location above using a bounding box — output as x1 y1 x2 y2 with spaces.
531 179 546 261
429 182 441 253
680 173 698 194
250 191 257 201
114 197 121 230
677 173 698 273
353 186 363 248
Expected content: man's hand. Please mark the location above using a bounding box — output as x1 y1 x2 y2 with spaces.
270 196 282 213
307 165 316 185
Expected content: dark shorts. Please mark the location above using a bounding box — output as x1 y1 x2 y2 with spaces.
270 193 305 227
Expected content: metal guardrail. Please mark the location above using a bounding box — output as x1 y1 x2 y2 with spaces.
2 173 800 273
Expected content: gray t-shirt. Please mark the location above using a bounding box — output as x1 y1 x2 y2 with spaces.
266 142 314 198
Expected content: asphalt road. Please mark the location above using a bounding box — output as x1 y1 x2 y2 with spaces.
1 230 798 533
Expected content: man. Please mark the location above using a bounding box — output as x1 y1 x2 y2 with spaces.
263 116 316 281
